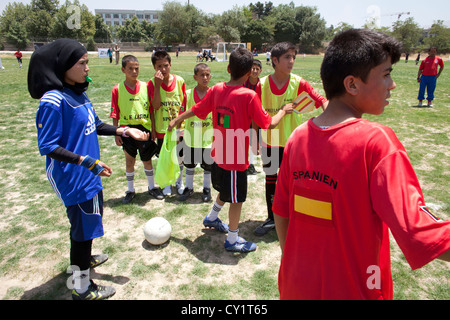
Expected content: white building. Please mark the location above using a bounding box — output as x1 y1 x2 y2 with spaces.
95 9 160 26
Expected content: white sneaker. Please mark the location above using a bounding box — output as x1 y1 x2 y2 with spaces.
427 101 433 107
162 185 172 196
418 101 423 107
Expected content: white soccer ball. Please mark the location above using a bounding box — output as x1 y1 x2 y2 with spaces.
144 217 172 245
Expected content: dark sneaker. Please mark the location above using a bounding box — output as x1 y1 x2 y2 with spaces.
72 280 116 300
224 237 257 252
90 254 108 268
122 191 135 204
178 188 193 201
247 164 258 175
148 187 164 200
203 216 229 232
254 218 275 236
202 188 211 202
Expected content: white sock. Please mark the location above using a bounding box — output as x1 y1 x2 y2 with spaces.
249 149 254 164
126 171 135 192
145 169 155 189
73 269 90 294
207 201 223 221
227 229 239 244
186 167 195 190
177 164 184 185
203 171 211 189
163 185 172 195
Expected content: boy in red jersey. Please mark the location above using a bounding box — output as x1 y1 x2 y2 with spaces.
148 50 186 196
273 29 450 300
416 47 444 107
168 48 293 252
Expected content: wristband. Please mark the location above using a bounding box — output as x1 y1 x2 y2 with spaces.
122 126 129 138
80 155 104 176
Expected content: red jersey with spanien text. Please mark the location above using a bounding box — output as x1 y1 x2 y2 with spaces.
273 118 450 300
192 82 272 171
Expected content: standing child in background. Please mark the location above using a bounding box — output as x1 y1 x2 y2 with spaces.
14 49 22 68
168 48 294 252
178 63 213 202
243 59 263 175
254 42 328 237
110 55 164 204
416 47 444 107
148 50 186 196
273 29 450 300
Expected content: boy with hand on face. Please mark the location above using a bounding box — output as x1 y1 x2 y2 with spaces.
147 50 187 197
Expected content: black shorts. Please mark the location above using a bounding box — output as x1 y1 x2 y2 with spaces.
122 125 157 161
183 145 213 171
211 162 247 203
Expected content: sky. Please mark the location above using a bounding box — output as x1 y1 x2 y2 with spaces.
1 0 449 29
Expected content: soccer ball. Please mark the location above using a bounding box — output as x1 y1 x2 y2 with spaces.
143 217 172 245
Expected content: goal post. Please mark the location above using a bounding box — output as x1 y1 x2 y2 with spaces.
215 42 247 62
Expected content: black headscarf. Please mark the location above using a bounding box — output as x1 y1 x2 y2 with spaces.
28 38 88 99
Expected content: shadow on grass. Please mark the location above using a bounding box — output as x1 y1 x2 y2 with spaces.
20 269 129 300
141 219 278 266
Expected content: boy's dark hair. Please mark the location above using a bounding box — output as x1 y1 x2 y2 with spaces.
151 50 171 66
270 42 297 68
320 29 402 100
122 55 138 68
228 47 254 79
194 63 209 75
252 59 262 69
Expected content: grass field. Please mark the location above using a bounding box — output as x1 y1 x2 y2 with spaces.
0 50 448 300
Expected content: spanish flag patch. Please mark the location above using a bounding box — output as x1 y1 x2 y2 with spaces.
294 187 333 226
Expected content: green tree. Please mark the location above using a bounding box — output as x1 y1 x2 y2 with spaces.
0 2 30 48
51 0 95 40
215 6 247 42
272 4 297 43
242 18 272 50
391 17 422 53
31 0 59 16
424 20 450 52
295 6 326 51
26 10 55 41
155 1 190 44
6 20 29 49
93 14 111 42
117 16 145 42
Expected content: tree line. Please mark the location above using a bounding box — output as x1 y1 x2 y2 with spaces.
1 0 448 53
